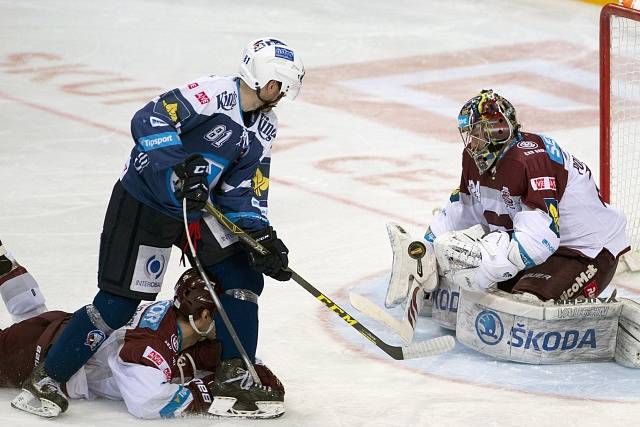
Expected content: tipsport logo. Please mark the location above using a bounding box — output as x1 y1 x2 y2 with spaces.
145 254 166 280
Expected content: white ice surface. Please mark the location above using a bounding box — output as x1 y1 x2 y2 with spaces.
0 0 638 426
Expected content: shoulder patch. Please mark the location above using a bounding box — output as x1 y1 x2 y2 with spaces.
540 135 564 165
139 300 172 331
449 188 461 203
544 198 560 238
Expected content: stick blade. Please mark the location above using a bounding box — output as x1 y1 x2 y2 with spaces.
350 292 414 344
402 335 456 359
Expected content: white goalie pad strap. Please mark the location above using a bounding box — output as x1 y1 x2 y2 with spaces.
384 223 437 308
456 288 624 365
615 298 640 368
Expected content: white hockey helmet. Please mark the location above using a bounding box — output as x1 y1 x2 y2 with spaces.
239 37 305 100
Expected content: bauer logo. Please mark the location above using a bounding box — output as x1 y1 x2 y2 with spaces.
475 310 504 345
509 324 596 351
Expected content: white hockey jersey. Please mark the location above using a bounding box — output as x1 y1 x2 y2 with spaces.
428 132 630 268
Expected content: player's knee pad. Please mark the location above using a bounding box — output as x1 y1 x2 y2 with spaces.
90 290 140 332
224 288 259 305
0 264 47 319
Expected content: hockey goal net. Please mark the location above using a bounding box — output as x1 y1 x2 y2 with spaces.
600 3 640 272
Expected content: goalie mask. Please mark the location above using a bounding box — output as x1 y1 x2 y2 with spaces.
173 268 217 336
239 37 305 101
458 89 520 174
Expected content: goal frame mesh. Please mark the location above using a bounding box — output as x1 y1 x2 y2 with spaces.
600 3 640 271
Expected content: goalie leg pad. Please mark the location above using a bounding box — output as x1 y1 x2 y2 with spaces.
615 298 640 368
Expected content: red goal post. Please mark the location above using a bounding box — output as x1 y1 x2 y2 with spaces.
600 3 640 272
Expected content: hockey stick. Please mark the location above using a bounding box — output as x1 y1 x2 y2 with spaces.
183 200 262 385
349 292 416 345
205 203 455 360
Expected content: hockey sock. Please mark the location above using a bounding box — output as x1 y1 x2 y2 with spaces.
215 294 258 362
44 290 139 382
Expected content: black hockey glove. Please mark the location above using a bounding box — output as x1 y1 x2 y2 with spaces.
246 226 292 281
174 154 209 212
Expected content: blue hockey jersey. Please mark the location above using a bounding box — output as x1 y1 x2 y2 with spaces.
120 75 277 232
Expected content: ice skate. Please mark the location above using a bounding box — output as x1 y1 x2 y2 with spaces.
11 364 69 418
208 359 284 419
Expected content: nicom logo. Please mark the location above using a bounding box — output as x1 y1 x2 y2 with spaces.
475 310 504 345
145 255 166 280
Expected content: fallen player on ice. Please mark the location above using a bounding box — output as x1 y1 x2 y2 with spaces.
0 258 284 419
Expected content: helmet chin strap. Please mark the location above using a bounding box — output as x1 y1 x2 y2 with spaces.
189 314 215 337
255 86 285 111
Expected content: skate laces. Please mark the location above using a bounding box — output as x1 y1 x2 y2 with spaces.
36 377 64 396
224 367 271 392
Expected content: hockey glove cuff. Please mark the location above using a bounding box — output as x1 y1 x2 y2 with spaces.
185 374 216 414
246 226 292 281
174 154 209 212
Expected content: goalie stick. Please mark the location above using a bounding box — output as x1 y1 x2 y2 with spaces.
349 291 420 345
205 203 455 360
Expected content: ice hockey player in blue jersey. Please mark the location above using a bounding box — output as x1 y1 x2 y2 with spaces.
12 37 305 418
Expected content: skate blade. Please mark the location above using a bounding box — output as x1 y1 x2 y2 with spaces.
10 389 62 418
208 396 285 419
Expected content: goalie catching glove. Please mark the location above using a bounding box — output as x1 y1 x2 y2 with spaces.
434 227 524 290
